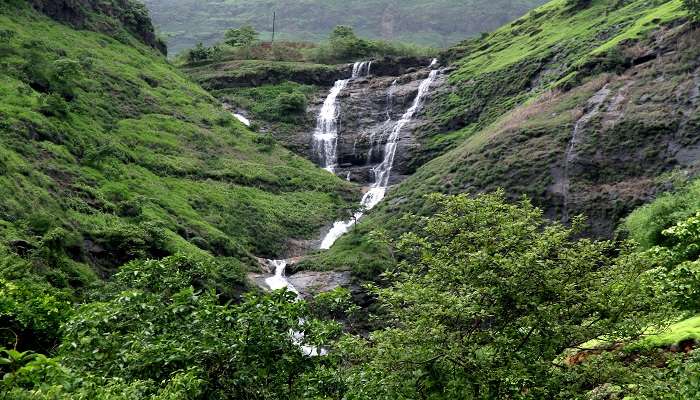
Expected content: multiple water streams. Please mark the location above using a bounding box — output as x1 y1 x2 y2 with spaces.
262 58 439 355
268 58 440 282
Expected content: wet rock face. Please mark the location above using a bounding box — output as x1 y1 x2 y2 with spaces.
304 65 445 185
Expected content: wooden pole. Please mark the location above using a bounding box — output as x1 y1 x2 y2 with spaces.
271 11 276 45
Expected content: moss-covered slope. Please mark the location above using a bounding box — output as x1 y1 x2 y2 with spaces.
0 3 355 284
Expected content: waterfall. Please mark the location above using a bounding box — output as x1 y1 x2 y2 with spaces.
368 79 398 163
313 61 372 172
263 259 326 356
312 79 349 172
233 113 251 127
265 259 298 294
320 62 440 250
561 84 610 222
352 61 372 78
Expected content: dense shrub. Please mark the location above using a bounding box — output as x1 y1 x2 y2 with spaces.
685 0 700 20
336 192 663 399
310 25 437 64
624 179 700 249
277 91 307 114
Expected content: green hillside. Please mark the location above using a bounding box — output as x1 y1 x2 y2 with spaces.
307 0 698 274
0 1 354 293
142 0 548 53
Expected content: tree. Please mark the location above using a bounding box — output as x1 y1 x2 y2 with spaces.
685 0 700 21
337 192 662 399
329 25 357 41
224 25 259 47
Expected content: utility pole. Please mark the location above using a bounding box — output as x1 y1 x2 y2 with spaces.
271 11 276 45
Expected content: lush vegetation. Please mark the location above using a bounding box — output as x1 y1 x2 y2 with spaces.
0 0 354 359
7 188 700 399
311 0 698 276
4 0 700 399
142 0 548 53
180 25 437 65
685 0 700 19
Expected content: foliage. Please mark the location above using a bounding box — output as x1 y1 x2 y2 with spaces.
224 25 259 47
0 2 354 280
684 0 700 20
624 179 700 249
0 270 72 352
2 254 341 399
336 192 662 399
311 25 438 64
186 42 222 63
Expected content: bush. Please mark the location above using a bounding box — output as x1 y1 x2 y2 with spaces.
337 192 663 399
277 92 307 114
38 93 70 117
0 278 71 352
310 25 437 64
186 43 221 63
685 0 700 21
623 178 700 249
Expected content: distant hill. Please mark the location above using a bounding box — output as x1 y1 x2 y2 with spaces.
142 0 548 53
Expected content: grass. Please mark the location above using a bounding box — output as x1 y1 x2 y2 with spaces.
0 3 356 288
631 315 700 350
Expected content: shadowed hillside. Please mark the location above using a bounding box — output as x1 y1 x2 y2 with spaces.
142 0 548 53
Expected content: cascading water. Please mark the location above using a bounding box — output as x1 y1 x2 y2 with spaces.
320 61 440 250
313 61 372 172
367 79 397 163
261 59 439 355
561 84 610 222
265 260 298 294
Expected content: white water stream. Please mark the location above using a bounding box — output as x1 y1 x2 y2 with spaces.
263 59 439 356
234 113 251 127
320 63 440 250
561 84 610 222
313 61 373 172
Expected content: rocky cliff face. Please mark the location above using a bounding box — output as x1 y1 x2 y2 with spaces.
298 58 445 185
320 68 445 185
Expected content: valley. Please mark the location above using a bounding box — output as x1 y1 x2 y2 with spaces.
2 0 700 398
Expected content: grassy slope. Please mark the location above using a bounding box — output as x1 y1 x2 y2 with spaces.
143 0 548 53
304 0 697 276
417 0 686 162
0 3 355 286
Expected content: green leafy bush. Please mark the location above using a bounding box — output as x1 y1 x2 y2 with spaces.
336 192 662 399
684 0 700 20
310 25 437 64
624 179 700 249
0 278 71 351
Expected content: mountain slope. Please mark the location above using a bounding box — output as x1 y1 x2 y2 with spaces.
0 1 354 284
304 0 698 274
142 0 548 53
